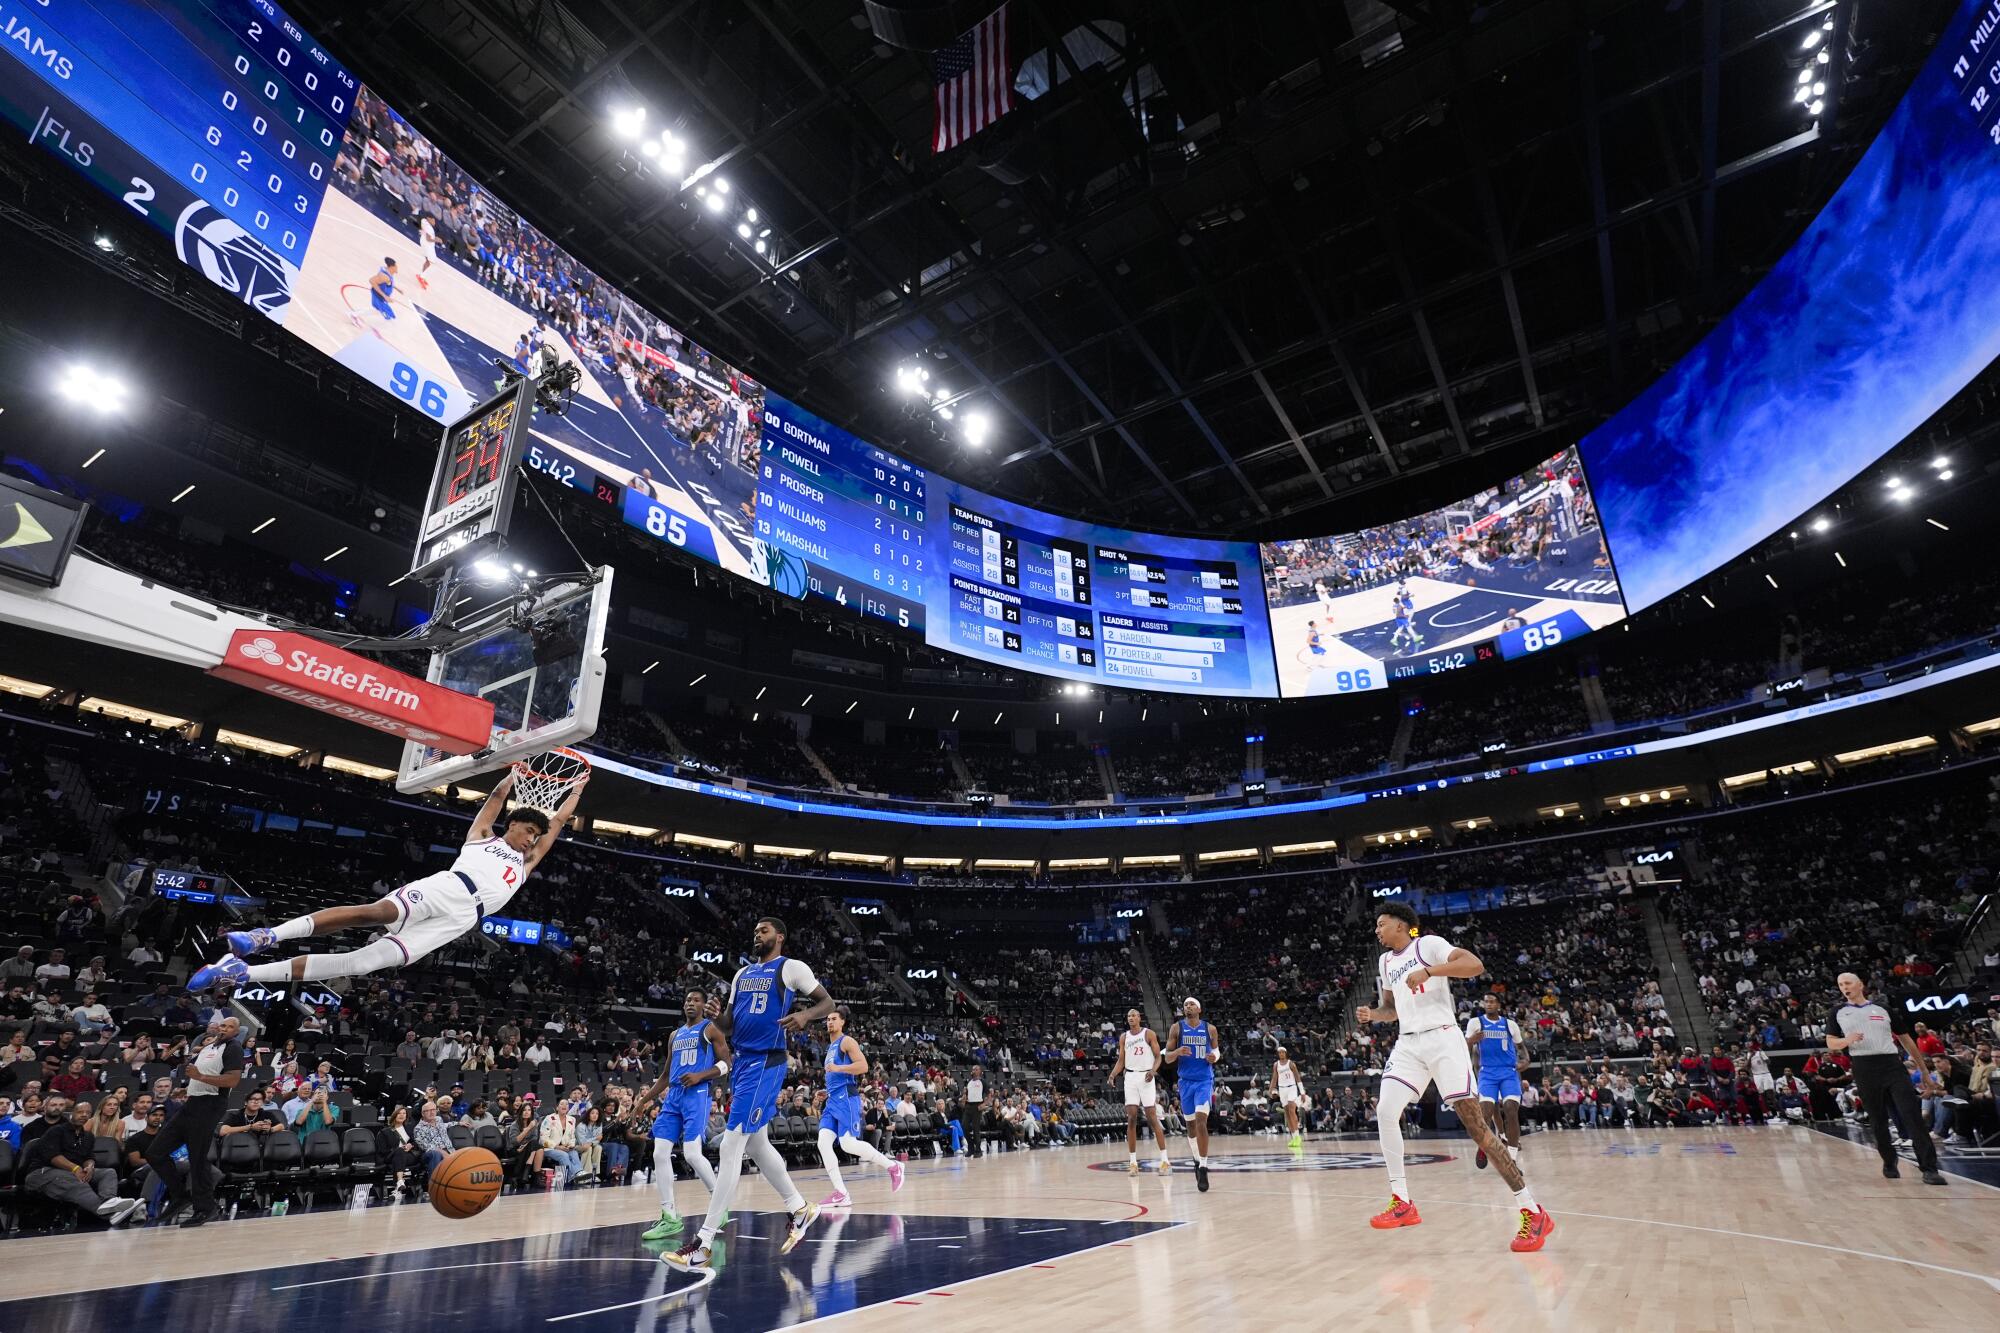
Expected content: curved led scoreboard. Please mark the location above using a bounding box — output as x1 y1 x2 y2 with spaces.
0 0 355 309
12 0 2000 702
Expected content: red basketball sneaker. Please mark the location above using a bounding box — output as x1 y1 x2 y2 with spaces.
1510 1206 1555 1252
1369 1195 1421 1229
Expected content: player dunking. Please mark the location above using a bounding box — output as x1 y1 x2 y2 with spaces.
813 1011 905 1208
664 917 836 1272
1273 1047 1304 1150
1162 997 1217 1192
635 990 730 1242
189 766 586 989
1356 902 1554 1251
1108 1008 1172 1174
1465 994 1527 1171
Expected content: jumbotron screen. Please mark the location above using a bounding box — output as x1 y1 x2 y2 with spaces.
1259 448 1623 698
14 0 1996 695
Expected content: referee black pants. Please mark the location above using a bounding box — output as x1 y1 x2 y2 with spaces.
961 1101 982 1155
1849 1055 1938 1172
147 1095 231 1215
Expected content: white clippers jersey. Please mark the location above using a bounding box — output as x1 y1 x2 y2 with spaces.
1123 1028 1156 1073
452 836 528 915
1275 1061 1299 1093
1378 933 1458 1033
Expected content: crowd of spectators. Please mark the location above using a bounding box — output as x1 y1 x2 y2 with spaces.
957 739 1104 803
1112 731 1242 798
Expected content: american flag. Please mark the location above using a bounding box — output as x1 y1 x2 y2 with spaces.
932 4 1015 154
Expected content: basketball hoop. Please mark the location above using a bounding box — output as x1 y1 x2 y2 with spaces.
509 746 590 814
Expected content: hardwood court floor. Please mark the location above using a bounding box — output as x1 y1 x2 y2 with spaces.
8 1124 1997 1331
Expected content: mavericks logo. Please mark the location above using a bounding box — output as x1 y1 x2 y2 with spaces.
1088 1151 1454 1173
176 201 296 320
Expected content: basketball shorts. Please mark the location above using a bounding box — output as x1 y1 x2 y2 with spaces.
652 1089 712 1145
381 871 481 966
819 1092 863 1139
1477 1066 1523 1103
370 292 396 319
1179 1079 1214 1117
726 1052 790 1132
1277 1086 1302 1108
422 241 438 263
1123 1071 1159 1109
1383 1026 1474 1103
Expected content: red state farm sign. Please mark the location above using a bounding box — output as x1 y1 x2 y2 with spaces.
207 631 494 754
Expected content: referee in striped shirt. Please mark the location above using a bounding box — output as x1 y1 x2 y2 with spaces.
1826 972 1946 1185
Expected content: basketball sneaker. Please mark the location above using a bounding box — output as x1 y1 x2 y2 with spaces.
1476 1147 1489 1170
641 1208 682 1241
1195 1162 1209 1193
187 955 248 992
887 1161 905 1193
1289 1132 1304 1150
1158 1158 1171 1174
1126 1159 1140 1175
817 1189 852 1209
1510 1207 1555 1252
1369 1195 1421 1229
226 928 278 958
661 1239 713 1272
779 1201 820 1255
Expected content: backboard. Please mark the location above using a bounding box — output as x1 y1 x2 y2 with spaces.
395 566 613 793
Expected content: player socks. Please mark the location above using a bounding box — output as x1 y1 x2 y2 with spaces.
1512 1186 1537 1212
270 915 315 942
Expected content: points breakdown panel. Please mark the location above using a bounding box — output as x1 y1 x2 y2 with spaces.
934 481 1278 697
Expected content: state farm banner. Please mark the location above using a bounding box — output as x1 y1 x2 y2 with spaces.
207 631 493 754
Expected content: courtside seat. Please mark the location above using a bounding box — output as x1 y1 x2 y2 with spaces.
215 1133 263 1208
446 1125 473 1152
472 1124 504 1156
339 1127 380 1187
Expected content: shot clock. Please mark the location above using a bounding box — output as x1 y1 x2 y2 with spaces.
412 379 533 577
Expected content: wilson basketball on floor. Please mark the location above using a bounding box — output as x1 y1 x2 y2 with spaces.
430 1148 504 1220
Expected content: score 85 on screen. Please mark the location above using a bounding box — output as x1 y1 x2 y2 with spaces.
753 396 927 632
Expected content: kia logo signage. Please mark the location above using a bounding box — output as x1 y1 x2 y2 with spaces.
1113 908 1145 919
207 629 494 753
1372 885 1405 899
849 905 882 916
691 949 726 964
1633 849 1677 865
661 886 696 899
233 985 341 1006
1904 993 1971 1012
1771 675 1807 693
1480 739 1508 755
906 967 940 980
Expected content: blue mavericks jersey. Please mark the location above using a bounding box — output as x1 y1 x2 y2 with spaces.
667 1022 716 1101
1179 1020 1214 1083
825 1040 858 1098
1476 1016 1516 1067
731 956 796 1054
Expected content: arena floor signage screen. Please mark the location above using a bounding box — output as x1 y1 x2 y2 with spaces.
0 0 766 584
1579 0 2000 613
1259 447 1624 697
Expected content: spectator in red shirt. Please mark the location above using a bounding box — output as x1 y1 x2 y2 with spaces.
49 1057 95 1100
1686 1090 1719 1124
1913 1024 1945 1058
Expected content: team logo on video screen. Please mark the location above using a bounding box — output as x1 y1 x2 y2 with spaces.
1088 1151 1455 1173
176 202 296 321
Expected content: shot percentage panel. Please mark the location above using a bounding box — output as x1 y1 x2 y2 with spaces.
931 481 1278 698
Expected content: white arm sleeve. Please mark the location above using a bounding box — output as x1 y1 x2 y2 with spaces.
1464 1017 1481 1039
1509 1020 1526 1046
780 958 820 995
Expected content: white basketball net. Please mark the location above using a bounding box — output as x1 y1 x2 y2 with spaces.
509 747 591 814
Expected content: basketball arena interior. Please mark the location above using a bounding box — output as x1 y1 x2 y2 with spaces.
0 1 1997 1328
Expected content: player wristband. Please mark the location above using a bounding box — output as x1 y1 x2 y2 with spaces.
715 1060 730 1077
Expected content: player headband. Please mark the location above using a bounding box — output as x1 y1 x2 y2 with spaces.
1184 997 1201 1010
